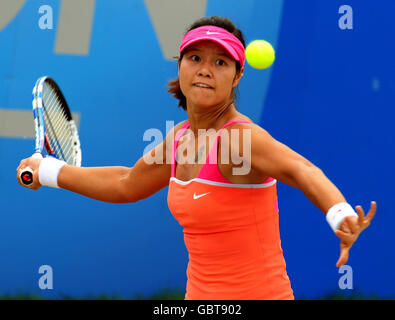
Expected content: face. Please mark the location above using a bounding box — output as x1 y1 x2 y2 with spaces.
178 40 244 109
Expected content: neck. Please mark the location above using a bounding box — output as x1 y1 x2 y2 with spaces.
186 100 238 135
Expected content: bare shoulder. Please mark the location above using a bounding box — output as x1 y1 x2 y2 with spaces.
221 120 272 141
173 120 189 136
220 120 315 184
217 120 275 182
164 119 188 145
162 119 188 158
140 119 188 166
219 120 274 163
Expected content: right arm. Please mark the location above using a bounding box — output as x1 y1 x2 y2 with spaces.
58 156 169 203
16 121 186 203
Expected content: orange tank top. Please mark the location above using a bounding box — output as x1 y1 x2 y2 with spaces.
167 120 294 300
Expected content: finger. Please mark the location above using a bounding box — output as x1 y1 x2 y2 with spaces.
16 172 23 186
355 205 365 226
335 229 354 243
345 216 358 234
336 247 349 268
16 160 27 172
339 218 351 233
366 201 377 222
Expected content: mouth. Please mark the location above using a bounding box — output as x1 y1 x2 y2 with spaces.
193 83 214 89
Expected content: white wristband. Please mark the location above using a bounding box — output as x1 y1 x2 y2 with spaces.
38 157 66 188
326 202 358 232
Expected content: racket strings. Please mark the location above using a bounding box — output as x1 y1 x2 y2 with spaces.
43 96 72 160
44 91 71 143
42 83 75 164
43 91 69 144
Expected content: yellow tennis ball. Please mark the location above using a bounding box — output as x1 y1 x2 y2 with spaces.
245 40 275 69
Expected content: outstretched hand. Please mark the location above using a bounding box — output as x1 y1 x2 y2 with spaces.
335 201 377 268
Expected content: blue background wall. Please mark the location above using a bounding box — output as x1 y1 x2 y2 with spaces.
0 0 393 299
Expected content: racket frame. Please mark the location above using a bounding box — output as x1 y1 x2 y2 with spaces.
20 76 81 186
34 76 81 165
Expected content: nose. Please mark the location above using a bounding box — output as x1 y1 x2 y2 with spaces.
198 69 211 77
198 61 212 78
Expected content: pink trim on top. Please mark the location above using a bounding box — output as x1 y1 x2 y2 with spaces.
171 120 274 184
171 121 191 178
197 120 249 183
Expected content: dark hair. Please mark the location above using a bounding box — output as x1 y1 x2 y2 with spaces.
167 16 246 110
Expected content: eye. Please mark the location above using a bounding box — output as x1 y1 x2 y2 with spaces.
191 55 200 62
216 59 226 66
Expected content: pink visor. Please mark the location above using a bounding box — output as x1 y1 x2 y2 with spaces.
179 26 245 67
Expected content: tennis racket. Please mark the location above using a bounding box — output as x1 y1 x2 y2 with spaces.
19 76 81 186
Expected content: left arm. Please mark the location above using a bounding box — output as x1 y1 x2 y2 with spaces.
247 125 345 213
243 124 377 267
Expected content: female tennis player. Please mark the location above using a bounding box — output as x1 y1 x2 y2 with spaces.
17 16 376 300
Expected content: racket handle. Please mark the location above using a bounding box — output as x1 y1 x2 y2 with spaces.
20 167 34 185
19 153 43 186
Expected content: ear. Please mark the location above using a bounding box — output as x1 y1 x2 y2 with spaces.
232 67 244 88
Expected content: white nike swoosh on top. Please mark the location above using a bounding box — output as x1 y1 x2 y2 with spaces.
193 192 210 200
206 31 221 35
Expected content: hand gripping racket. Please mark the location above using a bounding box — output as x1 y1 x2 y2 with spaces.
20 76 82 185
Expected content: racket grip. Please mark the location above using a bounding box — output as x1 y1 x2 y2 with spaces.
19 153 43 186
20 167 34 185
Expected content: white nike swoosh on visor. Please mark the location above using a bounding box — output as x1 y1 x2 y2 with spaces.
206 31 221 35
193 192 210 200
